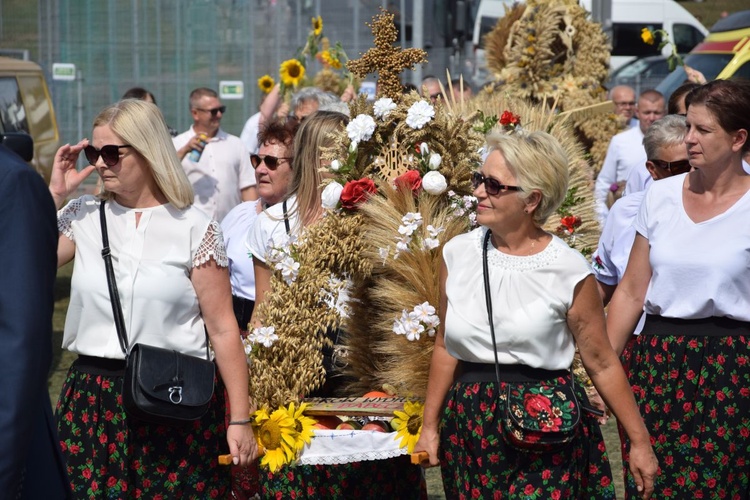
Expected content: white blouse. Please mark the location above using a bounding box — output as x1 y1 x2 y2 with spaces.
221 200 260 300
634 173 750 321
443 227 591 370
58 195 228 360
246 195 299 264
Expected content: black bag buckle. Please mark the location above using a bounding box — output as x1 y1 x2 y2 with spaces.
169 386 183 404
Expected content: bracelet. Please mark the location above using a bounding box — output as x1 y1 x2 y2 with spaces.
228 418 253 426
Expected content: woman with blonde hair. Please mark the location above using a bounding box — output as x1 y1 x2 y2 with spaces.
414 129 658 498
50 99 257 497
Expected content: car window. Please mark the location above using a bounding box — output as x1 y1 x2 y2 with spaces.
672 24 705 54
612 23 662 57
0 77 30 134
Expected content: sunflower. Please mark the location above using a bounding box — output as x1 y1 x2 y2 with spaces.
640 27 655 45
312 15 323 36
391 400 424 454
257 74 275 93
320 50 342 70
253 406 297 472
287 401 317 452
280 58 306 88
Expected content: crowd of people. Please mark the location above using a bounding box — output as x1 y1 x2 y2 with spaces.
1 56 748 500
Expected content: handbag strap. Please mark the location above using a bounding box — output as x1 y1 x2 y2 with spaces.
282 199 290 235
99 200 130 356
481 229 504 389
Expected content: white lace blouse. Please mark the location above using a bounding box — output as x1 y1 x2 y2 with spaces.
442 227 591 370
58 195 228 360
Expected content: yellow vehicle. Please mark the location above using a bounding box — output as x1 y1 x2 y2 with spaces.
0 56 59 180
657 10 750 98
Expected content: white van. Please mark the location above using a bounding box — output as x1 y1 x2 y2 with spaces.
471 0 708 86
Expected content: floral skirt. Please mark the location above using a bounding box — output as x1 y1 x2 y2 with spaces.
622 325 750 498
439 375 615 499
55 359 230 499
260 456 425 499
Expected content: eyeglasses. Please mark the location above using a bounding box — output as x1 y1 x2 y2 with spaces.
84 144 132 167
194 105 226 117
650 158 691 174
430 93 444 101
614 101 636 107
250 153 292 170
471 171 522 196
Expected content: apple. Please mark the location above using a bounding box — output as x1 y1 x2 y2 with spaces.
312 415 343 429
362 420 390 432
336 420 362 430
362 391 390 399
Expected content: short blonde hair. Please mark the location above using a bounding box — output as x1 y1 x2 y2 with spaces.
93 99 194 208
484 129 569 225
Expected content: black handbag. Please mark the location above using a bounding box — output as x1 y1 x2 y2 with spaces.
482 229 580 452
99 201 215 425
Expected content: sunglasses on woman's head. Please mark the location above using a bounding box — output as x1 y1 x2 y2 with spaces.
471 171 522 196
250 153 292 170
84 144 132 167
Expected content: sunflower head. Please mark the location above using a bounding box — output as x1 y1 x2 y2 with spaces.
258 75 275 93
640 27 655 45
312 16 323 36
391 399 424 454
287 402 317 452
280 58 306 88
254 407 297 472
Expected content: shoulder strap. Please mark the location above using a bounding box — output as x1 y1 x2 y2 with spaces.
99 200 129 355
482 229 503 388
282 199 291 235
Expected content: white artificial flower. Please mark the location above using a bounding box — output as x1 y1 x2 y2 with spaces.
419 142 429 156
412 302 436 322
428 153 442 170
330 159 341 172
405 100 435 129
275 256 300 285
373 97 397 119
399 212 423 236
378 247 389 262
248 326 279 348
346 114 376 143
402 316 425 341
426 224 445 238
422 171 448 195
422 237 440 250
321 181 344 210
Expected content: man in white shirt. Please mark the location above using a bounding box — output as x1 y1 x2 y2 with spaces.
174 87 257 221
609 85 638 128
594 89 665 222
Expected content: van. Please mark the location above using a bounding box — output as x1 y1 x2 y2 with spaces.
471 0 707 86
0 56 60 180
656 10 750 100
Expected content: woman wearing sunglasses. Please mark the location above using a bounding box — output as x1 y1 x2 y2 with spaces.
607 79 750 498
413 129 657 499
48 99 257 497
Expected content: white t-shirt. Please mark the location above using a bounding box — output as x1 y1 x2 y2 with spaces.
595 126 646 222
634 173 750 321
592 191 645 285
173 126 256 222
442 227 591 370
246 195 299 264
221 200 260 300
58 195 228 360
239 111 262 155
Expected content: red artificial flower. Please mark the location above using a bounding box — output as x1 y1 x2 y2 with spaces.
560 215 581 233
394 170 423 195
340 178 377 209
499 110 520 127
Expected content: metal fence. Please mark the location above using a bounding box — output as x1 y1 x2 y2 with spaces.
1 0 472 146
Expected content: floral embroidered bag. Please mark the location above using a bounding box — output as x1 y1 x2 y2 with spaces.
482 229 581 452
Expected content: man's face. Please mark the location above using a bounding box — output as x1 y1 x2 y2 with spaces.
646 142 691 181
611 87 636 120
191 95 223 134
422 81 442 103
637 98 666 134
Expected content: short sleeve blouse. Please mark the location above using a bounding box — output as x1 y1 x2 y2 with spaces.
221 200 260 300
633 173 750 320
58 195 227 359
246 195 299 264
442 227 591 370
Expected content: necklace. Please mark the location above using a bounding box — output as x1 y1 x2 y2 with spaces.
490 232 541 256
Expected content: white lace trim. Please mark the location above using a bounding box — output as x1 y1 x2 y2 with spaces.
475 227 560 272
57 197 89 241
194 220 229 268
293 429 408 465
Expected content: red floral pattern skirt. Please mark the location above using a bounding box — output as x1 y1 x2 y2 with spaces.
622 330 750 498
55 361 230 499
439 377 615 499
260 456 426 499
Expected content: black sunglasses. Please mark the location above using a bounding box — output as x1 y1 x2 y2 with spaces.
195 105 226 117
250 153 292 170
84 144 131 167
471 171 522 196
650 158 691 174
